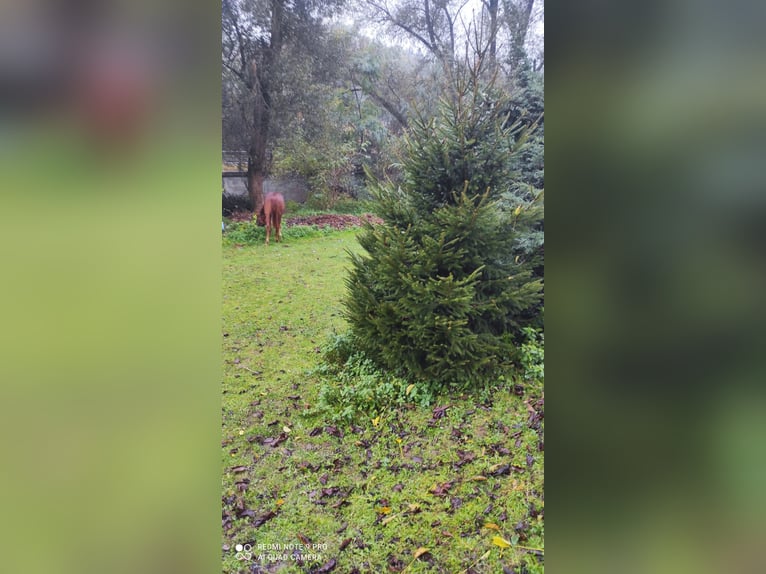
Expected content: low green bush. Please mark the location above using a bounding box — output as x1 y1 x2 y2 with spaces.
222 221 336 245
330 198 376 215
313 333 436 423
284 199 301 213
517 326 544 381
312 327 545 424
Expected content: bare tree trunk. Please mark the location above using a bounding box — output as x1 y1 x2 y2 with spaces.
487 0 499 70
247 161 265 216
505 0 536 71
363 87 408 131
247 59 268 217
246 0 284 219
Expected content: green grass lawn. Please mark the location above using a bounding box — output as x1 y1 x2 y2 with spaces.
222 230 544 573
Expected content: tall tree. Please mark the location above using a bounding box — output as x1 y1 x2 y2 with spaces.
344 73 543 388
361 0 477 86
222 0 343 214
502 0 539 73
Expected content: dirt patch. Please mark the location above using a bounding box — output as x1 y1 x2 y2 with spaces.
227 211 383 229
226 210 254 222
285 213 383 230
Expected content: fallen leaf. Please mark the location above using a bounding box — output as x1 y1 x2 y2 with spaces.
484 523 501 531
252 510 277 527
514 521 529 539
489 463 510 476
455 450 476 468
431 481 454 496
413 547 430 559
325 425 344 438
263 433 287 447
296 532 311 545
230 465 248 473
492 535 512 549
275 498 285 506
283 425 291 433
330 496 349 509
377 506 392 514
314 558 337 573
372 416 380 427
471 475 488 481
339 537 352 551
407 503 421 513
406 384 415 396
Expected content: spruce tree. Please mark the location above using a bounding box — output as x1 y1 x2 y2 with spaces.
343 80 543 389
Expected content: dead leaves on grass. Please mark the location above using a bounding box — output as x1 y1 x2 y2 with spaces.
223 393 543 572
430 480 454 497
312 558 337 573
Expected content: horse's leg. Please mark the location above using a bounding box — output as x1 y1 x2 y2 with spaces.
275 211 282 242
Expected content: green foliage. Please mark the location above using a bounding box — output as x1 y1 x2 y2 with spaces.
272 119 359 210
319 331 358 367
494 54 544 289
327 198 377 215
518 326 544 382
222 200 544 574
284 199 301 213
222 220 335 245
506 55 544 199
222 220 265 244
314 333 435 423
344 82 544 389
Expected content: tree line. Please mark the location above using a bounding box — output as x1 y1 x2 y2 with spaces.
222 0 543 213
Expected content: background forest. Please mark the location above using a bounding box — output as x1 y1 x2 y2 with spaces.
222 0 543 215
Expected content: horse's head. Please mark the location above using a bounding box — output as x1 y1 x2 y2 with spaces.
255 208 266 226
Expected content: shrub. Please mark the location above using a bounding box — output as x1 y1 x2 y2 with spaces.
343 80 543 389
284 199 301 213
313 334 435 423
223 221 335 245
517 326 544 382
223 220 264 244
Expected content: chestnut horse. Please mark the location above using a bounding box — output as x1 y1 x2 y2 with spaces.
256 192 285 245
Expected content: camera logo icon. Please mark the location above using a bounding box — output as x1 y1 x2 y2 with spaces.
235 543 252 560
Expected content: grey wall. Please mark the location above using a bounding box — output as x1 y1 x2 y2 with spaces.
222 175 309 204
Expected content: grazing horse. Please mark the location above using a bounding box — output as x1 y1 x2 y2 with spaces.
256 192 285 245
